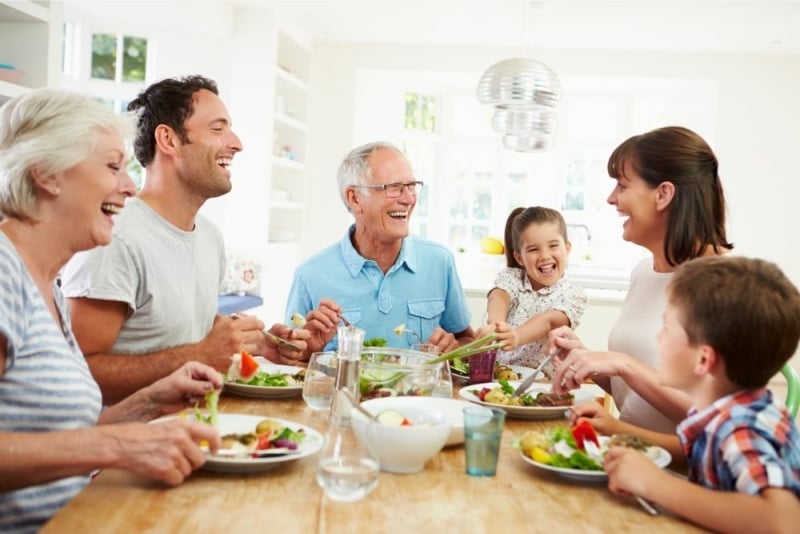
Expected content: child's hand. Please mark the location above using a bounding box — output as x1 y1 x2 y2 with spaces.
565 401 621 436
493 322 519 350
604 446 660 497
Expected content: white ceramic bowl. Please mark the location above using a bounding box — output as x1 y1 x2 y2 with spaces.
360 396 471 446
351 400 452 474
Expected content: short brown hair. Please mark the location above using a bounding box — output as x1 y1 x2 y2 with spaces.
668 256 800 388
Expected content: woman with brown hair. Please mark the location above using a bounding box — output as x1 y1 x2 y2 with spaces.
550 126 733 435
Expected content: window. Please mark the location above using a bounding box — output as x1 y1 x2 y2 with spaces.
62 21 151 187
355 71 717 290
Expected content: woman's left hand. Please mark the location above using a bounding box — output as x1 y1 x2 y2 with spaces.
552 349 627 394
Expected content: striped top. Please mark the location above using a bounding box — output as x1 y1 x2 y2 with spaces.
0 233 102 534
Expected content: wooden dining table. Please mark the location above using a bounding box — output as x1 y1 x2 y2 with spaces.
42 387 703 533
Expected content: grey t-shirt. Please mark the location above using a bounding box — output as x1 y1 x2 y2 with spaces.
61 197 225 354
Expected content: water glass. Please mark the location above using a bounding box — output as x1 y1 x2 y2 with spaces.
463 405 505 477
467 349 497 384
412 343 452 398
302 352 338 410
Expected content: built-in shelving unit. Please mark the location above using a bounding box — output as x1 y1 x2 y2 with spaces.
269 29 310 246
0 1 61 105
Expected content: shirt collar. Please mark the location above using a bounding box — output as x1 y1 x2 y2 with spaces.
518 270 568 296
677 388 770 454
339 224 416 277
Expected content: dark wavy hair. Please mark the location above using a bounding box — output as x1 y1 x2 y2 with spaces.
503 206 568 268
127 75 218 166
669 256 800 388
607 126 733 266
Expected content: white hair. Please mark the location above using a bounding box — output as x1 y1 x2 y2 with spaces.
336 141 408 213
0 88 133 220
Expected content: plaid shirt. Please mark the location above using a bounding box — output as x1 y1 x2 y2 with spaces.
677 388 800 496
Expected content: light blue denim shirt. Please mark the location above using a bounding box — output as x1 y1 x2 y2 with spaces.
285 225 472 350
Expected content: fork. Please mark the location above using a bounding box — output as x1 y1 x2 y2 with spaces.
583 439 659 516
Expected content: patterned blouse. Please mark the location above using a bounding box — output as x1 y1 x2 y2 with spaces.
492 267 587 377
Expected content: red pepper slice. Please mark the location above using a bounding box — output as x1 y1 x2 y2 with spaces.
238 350 259 381
571 419 599 450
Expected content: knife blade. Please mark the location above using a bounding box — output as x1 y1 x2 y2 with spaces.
512 350 556 397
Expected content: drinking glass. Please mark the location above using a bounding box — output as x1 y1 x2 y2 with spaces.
463 405 505 477
302 352 338 411
412 343 452 398
467 349 497 384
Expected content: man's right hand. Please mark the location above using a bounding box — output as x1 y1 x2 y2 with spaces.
302 298 344 357
197 314 266 371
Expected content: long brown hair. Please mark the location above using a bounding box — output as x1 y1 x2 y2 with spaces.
607 126 733 266
503 206 568 268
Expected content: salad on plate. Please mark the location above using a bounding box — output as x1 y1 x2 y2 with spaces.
516 421 671 481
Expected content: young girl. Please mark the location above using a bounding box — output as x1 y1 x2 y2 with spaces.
481 206 587 378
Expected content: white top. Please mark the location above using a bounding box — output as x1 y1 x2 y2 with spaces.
607 258 677 433
492 267 588 378
0 233 102 532
61 197 225 353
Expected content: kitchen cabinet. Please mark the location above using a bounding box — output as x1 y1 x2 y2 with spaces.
0 0 62 104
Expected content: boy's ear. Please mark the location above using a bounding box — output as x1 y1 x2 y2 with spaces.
695 344 718 376
655 181 676 212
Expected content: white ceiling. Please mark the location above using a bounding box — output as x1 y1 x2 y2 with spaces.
243 0 800 55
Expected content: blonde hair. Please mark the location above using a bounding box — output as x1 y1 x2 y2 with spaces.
0 88 133 220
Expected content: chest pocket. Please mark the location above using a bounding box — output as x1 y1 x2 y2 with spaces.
406 299 445 341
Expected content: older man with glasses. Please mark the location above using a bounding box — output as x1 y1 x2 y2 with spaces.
285 141 476 359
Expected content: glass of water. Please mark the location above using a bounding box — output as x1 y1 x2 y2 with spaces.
302 352 338 410
463 405 505 477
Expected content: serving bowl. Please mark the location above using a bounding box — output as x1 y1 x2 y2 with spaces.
359 347 443 399
360 396 471 446
351 399 451 474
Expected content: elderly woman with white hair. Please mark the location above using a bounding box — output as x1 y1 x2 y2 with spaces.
0 88 222 533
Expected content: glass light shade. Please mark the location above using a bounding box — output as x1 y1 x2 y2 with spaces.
491 107 558 135
502 133 554 152
476 57 562 109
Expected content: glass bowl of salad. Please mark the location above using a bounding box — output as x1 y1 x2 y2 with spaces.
359 347 443 399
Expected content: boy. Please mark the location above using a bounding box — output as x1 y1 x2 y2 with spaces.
604 256 800 532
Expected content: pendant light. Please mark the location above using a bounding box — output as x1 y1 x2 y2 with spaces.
475 3 562 152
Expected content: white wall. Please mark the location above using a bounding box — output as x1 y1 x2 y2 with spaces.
304 44 800 368
305 44 800 292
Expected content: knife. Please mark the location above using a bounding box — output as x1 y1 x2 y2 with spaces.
512 350 556 397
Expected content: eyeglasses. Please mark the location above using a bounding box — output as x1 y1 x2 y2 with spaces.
353 181 424 198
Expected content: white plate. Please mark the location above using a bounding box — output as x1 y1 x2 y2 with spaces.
458 381 603 419
224 362 305 398
519 437 672 482
360 396 473 446
166 413 323 473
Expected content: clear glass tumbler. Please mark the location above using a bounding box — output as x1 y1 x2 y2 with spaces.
302 351 338 411
463 405 505 477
